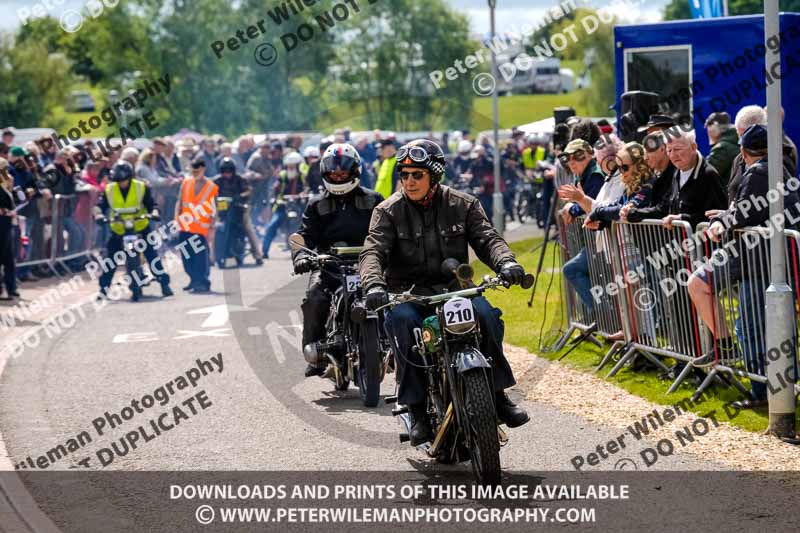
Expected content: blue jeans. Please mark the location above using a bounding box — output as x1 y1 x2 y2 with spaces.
262 206 287 258
179 232 210 289
563 248 594 314
384 296 515 405
736 280 767 400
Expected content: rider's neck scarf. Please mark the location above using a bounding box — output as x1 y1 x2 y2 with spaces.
410 182 439 210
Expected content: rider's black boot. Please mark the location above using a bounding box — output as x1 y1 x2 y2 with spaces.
495 391 530 428
409 404 433 446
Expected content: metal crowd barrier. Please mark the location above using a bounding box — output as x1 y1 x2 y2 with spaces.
552 215 622 355
13 177 261 279
604 220 706 378
680 223 800 400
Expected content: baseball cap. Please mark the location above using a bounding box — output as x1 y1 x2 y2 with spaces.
739 124 768 151
704 112 732 128
563 139 593 155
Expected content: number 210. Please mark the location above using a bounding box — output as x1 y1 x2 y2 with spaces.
446 308 473 323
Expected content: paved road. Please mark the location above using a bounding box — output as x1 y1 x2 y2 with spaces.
0 233 723 475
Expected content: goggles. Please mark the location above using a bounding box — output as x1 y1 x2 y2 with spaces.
396 145 430 164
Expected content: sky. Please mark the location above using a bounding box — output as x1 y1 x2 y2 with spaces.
0 0 671 33
446 0 669 34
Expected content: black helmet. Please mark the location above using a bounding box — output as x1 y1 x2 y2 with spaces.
219 157 236 174
320 143 361 195
396 139 446 181
110 161 134 182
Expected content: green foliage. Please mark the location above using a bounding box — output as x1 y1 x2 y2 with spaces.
0 34 74 129
329 0 475 131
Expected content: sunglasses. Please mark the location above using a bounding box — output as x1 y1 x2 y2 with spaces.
559 150 588 165
400 170 426 181
191 163 205 169
619 163 633 173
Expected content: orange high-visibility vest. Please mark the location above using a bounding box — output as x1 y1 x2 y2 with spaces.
177 177 218 237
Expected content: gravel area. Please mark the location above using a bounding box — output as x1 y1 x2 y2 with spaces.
505 343 800 471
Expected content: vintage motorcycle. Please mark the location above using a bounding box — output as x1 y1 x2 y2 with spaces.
381 260 533 486
289 234 392 407
214 195 247 268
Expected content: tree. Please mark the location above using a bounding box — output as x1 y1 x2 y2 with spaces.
0 34 74 128
330 0 475 131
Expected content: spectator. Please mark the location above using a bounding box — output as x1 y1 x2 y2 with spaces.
121 147 140 167
705 112 739 186
0 158 18 299
374 139 398 199
688 124 800 409
620 132 677 221
469 145 497 220
268 140 284 172
559 139 605 222
450 140 473 186
353 136 376 186
637 114 676 137
163 139 182 175
0 143 8 161
81 161 102 189
200 139 218 177
302 146 323 193
152 138 174 178
48 149 85 263
501 140 522 221
589 142 653 224
2 129 14 147
556 139 608 314
231 137 252 174
246 142 276 225
177 140 196 172
136 148 165 186
626 129 726 230
37 137 57 166
216 142 233 169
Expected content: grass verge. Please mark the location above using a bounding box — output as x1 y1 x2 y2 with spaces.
473 236 800 433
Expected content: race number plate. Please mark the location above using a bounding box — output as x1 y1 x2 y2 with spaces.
442 297 476 334
346 275 361 293
217 198 229 211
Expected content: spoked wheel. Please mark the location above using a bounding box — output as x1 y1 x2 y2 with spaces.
355 319 382 407
462 369 501 486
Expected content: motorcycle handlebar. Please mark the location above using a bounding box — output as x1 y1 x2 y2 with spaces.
380 272 534 310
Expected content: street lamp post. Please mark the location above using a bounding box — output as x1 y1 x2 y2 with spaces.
489 0 505 232
763 0 796 439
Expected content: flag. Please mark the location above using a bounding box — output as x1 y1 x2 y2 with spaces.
688 0 727 18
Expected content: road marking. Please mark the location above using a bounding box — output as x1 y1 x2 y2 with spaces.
174 328 231 339
187 304 257 328
112 332 159 343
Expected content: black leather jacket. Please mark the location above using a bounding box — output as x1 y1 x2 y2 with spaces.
293 186 383 262
359 185 515 294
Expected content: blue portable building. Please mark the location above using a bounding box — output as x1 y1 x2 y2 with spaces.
614 13 800 154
